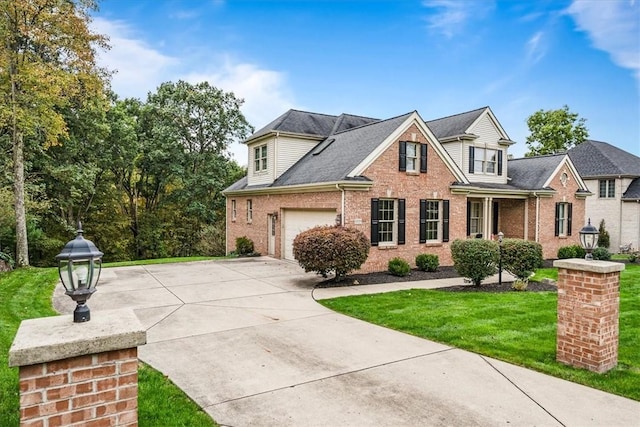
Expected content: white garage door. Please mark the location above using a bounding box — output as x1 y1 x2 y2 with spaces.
283 209 336 260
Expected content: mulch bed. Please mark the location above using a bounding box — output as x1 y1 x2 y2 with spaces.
319 265 557 293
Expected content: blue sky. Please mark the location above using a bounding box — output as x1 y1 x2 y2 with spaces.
92 0 640 163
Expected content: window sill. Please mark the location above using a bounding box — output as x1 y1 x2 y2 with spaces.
424 242 443 247
405 171 420 176
377 245 398 250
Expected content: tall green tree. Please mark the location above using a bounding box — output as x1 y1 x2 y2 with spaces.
0 0 109 266
525 105 588 157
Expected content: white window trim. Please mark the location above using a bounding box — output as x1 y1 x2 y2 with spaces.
378 199 397 245
406 142 419 173
469 201 483 236
474 147 498 175
425 200 440 242
558 203 568 237
599 179 615 198
231 200 237 221
247 199 253 223
254 144 268 173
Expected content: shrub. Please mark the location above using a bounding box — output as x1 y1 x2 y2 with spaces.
557 244 586 259
451 239 499 286
235 236 254 255
388 257 411 277
629 252 639 263
597 219 610 249
293 225 369 281
592 247 611 261
415 253 439 272
500 239 543 280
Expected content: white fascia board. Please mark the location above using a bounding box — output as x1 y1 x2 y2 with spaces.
244 131 324 146
468 107 511 141
542 155 589 191
348 112 469 183
449 185 552 198
223 180 373 197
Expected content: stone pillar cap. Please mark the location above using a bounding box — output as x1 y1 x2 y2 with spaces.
553 258 625 274
9 308 146 367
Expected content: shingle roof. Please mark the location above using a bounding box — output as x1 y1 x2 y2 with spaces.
246 109 379 142
425 107 487 139
273 113 413 186
623 178 640 200
568 140 640 178
507 154 565 190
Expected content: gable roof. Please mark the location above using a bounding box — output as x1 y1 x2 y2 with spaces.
272 113 413 186
425 107 486 139
246 109 379 143
507 154 566 190
568 140 640 178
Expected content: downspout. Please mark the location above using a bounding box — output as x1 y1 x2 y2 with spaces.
225 197 229 255
534 192 540 242
336 184 345 226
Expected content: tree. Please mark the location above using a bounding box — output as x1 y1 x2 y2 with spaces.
0 0 109 266
525 105 588 157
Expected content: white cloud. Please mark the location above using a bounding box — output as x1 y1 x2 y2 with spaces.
91 17 178 99
90 17 297 164
185 60 297 164
526 31 547 64
422 0 495 38
567 0 640 81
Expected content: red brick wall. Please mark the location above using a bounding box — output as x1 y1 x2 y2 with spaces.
18 348 139 426
499 199 526 238
556 267 620 373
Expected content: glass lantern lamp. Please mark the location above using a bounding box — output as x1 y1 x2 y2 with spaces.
55 222 103 322
579 218 599 261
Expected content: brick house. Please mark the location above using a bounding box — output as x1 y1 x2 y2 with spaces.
224 107 590 272
568 140 640 252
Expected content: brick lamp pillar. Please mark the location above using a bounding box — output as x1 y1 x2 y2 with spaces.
9 309 146 426
553 259 624 373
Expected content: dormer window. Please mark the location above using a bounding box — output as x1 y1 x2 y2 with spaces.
469 146 503 175
254 145 267 172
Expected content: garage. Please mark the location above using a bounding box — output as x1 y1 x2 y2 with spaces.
283 209 337 260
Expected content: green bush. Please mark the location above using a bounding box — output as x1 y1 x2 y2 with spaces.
629 252 639 263
557 244 586 259
388 257 411 277
415 253 439 272
235 236 254 255
592 247 611 261
500 239 543 280
293 225 369 281
451 239 499 286
597 219 610 249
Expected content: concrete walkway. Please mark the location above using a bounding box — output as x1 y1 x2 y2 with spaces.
53 257 639 426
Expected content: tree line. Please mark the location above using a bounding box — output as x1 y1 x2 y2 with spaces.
0 0 251 267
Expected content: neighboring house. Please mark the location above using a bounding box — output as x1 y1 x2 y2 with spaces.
224 107 590 272
568 140 640 252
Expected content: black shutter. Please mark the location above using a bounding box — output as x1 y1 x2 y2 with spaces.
554 203 560 237
419 199 427 243
498 150 503 176
371 199 379 246
466 200 471 236
567 203 573 236
398 199 406 245
399 141 407 172
492 201 499 235
420 143 428 173
469 146 475 174
442 200 450 242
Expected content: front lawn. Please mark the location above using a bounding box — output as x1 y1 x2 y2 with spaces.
320 264 640 401
0 267 216 426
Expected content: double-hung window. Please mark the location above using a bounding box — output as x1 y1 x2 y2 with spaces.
371 198 405 246
469 147 502 175
420 199 450 243
247 199 253 223
399 141 427 173
231 200 237 221
254 145 267 172
599 179 615 198
469 201 483 236
555 202 573 237
406 142 419 172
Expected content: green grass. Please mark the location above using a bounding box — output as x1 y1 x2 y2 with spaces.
529 267 558 282
0 267 216 426
320 264 640 401
104 255 228 268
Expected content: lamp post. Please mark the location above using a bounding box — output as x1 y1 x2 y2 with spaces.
55 222 103 322
497 231 504 286
579 218 599 261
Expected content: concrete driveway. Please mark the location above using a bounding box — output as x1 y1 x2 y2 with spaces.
53 257 639 426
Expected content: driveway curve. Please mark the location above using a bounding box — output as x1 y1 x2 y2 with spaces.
53 257 639 426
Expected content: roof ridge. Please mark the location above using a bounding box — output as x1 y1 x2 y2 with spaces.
427 106 488 123
510 152 567 161
331 111 414 135
286 109 339 119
